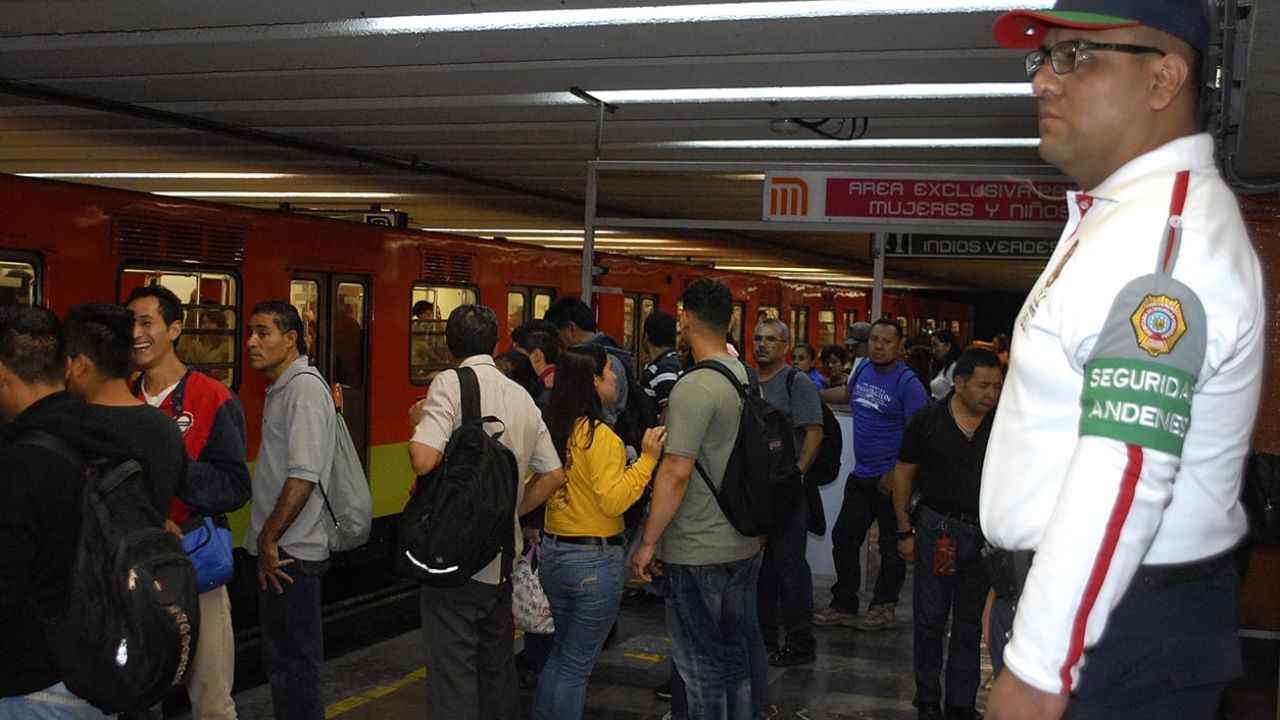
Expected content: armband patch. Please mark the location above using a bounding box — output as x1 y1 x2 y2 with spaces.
1080 358 1195 456
1130 294 1187 357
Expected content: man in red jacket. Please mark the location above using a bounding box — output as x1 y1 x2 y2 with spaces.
128 284 251 720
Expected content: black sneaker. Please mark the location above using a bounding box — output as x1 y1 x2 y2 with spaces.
653 679 672 700
943 706 983 720
767 645 816 667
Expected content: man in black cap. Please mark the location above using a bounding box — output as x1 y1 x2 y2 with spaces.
982 2 1263 719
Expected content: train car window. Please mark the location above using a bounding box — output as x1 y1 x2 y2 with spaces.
951 319 962 336
410 284 478 385
790 306 809 345
640 296 656 326
507 290 527 332
675 300 684 350
0 257 38 308
730 302 745 351
533 289 555 319
757 305 780 321
843 310 860 339
120 267 239 388
290 280 321 366
897 316 909 335
623 295 637 354
333 282 366 389
818 309 836 348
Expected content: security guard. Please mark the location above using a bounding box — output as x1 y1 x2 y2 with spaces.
981 2 1264 719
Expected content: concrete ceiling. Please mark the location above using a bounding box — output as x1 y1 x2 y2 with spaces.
0 1 1271 293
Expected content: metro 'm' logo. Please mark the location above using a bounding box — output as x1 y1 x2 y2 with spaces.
770 177 809 216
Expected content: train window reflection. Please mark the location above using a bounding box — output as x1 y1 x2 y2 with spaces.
333 282 366 389
411 284 478 385
818 309 836 348
791 306 809 345
290 280 320 364
507 291 526 332
730 302 745 352
623 296 637 353
121 267 239 388
533 290 555 320
0 260 37 308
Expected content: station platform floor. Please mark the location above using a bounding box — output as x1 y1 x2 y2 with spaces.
187 570 1277 720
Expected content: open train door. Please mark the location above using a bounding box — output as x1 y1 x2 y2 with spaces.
290 273 370 471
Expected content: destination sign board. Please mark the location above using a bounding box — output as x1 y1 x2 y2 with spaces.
884 234 1057 260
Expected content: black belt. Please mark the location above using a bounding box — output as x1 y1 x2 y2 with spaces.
982 545 1235 601
546 533 625 547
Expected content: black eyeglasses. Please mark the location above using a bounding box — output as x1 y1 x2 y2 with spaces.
1024 39 1166 78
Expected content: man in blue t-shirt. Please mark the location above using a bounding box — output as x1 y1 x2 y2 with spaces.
816 319 929 630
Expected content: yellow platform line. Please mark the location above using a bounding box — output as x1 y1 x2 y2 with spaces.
325 667 427 718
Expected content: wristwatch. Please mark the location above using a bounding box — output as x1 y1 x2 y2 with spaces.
895 528 914 540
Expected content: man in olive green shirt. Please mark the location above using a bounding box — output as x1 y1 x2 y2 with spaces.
631 278 764 720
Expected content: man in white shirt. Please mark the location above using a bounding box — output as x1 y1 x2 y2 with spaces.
982 2 1264 719
408 304 565 720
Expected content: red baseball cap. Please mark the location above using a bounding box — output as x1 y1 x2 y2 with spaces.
993 0 1209 54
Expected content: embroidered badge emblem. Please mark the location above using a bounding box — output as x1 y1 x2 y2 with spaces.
1130 294 1186 357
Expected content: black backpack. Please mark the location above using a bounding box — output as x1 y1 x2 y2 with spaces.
686 360 801 536
397 366 520 587
20 430 200 714
785 367 844 487
603 345 660 452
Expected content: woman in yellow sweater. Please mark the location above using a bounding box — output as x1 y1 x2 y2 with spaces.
531 343 665 720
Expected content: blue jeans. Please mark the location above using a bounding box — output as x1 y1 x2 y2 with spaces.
757 493 815 654
258 554 329 720
0 682 112 720
912 506 986 710
664 553 766 720
531 537 625 720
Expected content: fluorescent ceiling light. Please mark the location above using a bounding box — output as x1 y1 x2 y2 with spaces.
511 237 685 245
361 2 1054 34
19 172 293 180
591 82 1032 104
153 191 404 199
625 137 1040 149
420 227 620 236
717 265 834 272
10 1 1052 48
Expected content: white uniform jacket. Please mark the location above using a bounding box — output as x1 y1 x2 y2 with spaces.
980 133 1265 695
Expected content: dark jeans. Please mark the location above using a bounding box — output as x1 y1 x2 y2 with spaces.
829 473 906 613
665 554 767 720
532 538 625 720
420 578 518 720
912 506 987 710
259 554 329 720
989 563 1241 719
758 493 816 654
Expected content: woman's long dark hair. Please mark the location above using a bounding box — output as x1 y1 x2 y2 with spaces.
933 329 961 374
543 343 607 467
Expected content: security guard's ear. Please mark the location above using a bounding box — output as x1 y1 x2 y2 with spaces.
1149 52 1191 112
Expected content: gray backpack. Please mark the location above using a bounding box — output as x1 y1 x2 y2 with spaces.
293 372 373 552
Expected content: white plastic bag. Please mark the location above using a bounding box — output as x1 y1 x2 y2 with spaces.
512 547 555 634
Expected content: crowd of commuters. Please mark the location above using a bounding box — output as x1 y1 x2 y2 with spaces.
0 295 338 720
0 2 1262 720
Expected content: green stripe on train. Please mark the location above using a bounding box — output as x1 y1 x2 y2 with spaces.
228 442 417 547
